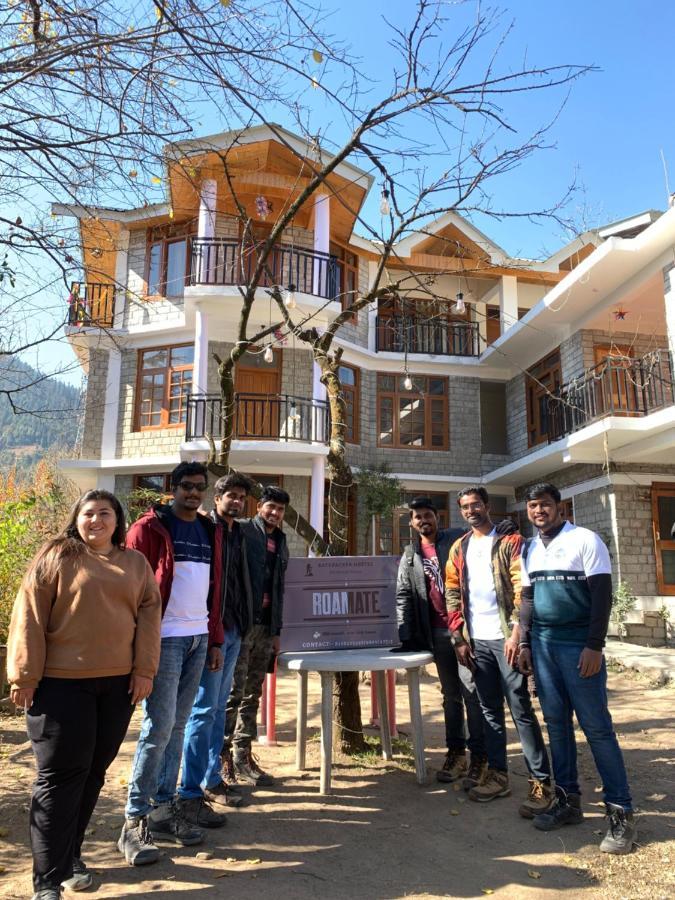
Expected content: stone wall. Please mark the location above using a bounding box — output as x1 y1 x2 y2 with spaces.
80 349 109 458
123 227 184 329
505 373 528 460
338 254 370 348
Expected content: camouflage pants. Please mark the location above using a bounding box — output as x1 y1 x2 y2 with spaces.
223 624 273 752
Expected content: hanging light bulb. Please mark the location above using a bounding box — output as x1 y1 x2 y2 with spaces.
284 284 297 309
289 401 301 421
379 188 391 216
452 291 466 315
403 371 413 391
263 345 274 364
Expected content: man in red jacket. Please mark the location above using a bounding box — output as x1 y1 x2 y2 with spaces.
118 462 226 867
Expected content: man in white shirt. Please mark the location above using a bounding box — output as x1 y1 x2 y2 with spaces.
446 486 551 817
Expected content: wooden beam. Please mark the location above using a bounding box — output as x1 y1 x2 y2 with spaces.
391 253 565 285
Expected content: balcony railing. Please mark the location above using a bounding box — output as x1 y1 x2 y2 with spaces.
189 239 341 301
67 282 115 327
547 350 674 442
375 315 481 357
186 392 330 444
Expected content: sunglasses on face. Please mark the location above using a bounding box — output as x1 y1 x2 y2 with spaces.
178 481 208 493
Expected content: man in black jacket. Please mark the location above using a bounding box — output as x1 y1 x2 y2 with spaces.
223 485 289 787
396 496 487 786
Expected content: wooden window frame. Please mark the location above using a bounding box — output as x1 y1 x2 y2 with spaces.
144 221 195 299
376 373 448 451
651 482 675 595
134 343 194 431
133 473 172 492
330 241 359 312
375 491 450 556
526 349 562 447
338 363 360 444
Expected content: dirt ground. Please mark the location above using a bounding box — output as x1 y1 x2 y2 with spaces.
0 665 673 900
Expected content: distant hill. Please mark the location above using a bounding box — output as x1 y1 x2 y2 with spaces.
0 358 81 470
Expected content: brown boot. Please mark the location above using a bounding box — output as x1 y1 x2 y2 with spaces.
462 755 488 791
220 746 242 794
436 749 467 783
468 768 510 803
519 778 554 819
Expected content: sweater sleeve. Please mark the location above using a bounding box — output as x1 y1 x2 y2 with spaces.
6 573 57 690
585 573 613 651
519 586 534 647
508 535 523 611
131 559 162 679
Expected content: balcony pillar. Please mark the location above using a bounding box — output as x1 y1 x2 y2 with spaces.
101 348 121 460
498 275 518 336
193 307 209 394
664 263 675 359
198 178 217 282
313 193 330 296
309 354 327 556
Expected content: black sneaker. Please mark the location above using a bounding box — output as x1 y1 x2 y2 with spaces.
233 749 275 786
533 790 583 831
148 802 204 846
176 796 228 829
117 816 160 866
61 857 93 891
599 804 637 854
220 746 242 793
461 755 488 791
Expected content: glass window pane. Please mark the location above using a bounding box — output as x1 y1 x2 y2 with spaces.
378 374 395 392
136 474 166 491
170 346 194 367
399 397 425 446
661 549 675 585
165 240 187 296
379 397 393 444
428 378 445 395
657 495 675 538
339 365 356 386
148 243 162 295
141 348 168 370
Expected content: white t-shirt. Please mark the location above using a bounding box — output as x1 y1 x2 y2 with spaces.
465 528 503 640
161 513 211 639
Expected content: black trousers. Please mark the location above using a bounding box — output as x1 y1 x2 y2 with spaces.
26 675 134 890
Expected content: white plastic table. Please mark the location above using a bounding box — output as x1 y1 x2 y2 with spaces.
277 648 433 794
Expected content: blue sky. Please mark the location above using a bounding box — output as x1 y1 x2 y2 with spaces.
24 0 675 379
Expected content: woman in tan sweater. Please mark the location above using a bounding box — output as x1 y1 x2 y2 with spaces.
7 489 161 900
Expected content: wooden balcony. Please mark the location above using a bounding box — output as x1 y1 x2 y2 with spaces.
67 282 115 327
547 350 674 443
375 315 481 357
189 239 344 301
186 392 330 444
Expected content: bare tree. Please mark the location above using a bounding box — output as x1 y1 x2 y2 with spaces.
195 0 592 751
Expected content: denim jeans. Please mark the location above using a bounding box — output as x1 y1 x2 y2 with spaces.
532 636 632 809
126 634 208 817
472 638 550 781
432 628 486 757
179 627 242 798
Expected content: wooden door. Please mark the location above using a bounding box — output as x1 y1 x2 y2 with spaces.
235 360 281 439
594 345 637 415
652 484 675 595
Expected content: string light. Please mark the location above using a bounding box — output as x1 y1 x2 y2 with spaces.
379 188 391 216
403 371 413 391
285 284 297 309
263 345 274 364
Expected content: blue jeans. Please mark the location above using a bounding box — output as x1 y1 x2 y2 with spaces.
432 628 486 757
126 634 208 817
179 628 242 798
531 637 632 810
472 638 550 781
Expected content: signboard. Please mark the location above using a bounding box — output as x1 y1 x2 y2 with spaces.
279 555 399 652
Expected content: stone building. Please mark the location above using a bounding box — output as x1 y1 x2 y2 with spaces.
57 125 675 633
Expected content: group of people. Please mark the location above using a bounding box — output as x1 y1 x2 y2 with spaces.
7 464 290 900
396 483 636 857
7 466 636 900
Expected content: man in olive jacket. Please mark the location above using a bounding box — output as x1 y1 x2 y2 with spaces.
222 485 289 787
396 496 487 786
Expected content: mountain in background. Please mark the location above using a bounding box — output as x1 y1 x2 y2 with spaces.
0 358 81 470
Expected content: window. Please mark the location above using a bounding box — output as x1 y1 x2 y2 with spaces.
242 474 283 518
330 242 359 309
133 473 172 492
376 491 450 556
526 349 562 447
377 373 448 450
136 344 194 429
338 364 360 443
146 221 194 297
